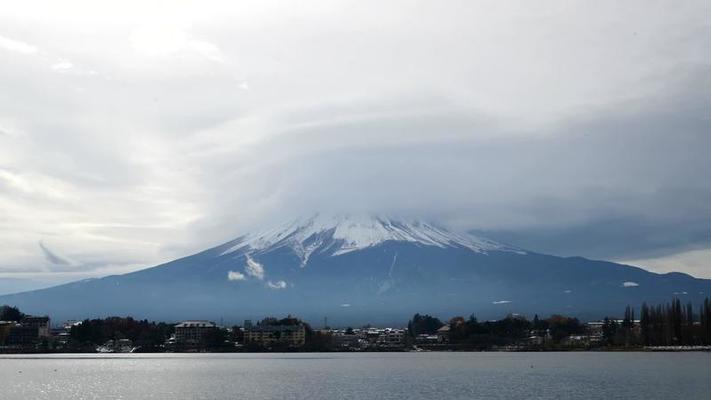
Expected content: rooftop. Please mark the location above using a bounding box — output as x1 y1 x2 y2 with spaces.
175 321 217 328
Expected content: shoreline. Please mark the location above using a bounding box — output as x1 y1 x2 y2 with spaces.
2 346 711 355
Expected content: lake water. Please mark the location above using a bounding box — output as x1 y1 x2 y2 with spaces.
1 352 709 399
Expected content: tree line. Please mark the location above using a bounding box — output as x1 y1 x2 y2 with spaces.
601 298 711 347
408 312 584 349
4 297 711 351
408 297 711 349
70 316 176 351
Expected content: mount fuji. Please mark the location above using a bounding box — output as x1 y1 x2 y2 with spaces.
2 215 710 325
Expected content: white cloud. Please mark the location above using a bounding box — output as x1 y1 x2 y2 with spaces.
51 59 74 71
187 39 223 62
0 35 38 55
492 300 512 305
130 25 188 57
244 256 265 280
0 168 75 199
622 281 639 288
130 24 223 62
340 303 351 307
267 280 287 289
227 270 245 281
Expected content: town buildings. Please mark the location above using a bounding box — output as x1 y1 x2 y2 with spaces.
243 319 306 347
374 328 406 348
332 331 364 349
0 315 51 349
328 327 407 350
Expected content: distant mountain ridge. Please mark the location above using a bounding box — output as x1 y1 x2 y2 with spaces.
1 214 710 325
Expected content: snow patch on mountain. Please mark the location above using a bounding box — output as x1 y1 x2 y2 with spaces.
222 214 521 265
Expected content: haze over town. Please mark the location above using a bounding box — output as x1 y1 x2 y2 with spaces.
1 0 711 296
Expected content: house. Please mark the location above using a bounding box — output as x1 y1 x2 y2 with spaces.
561 335 591 347
415 334 440 344
586 319 642 338
376 328 405 348
0 321 13 345
174 321 217 344
528 335 544 346
21 316 50 338
436 324 451 343
332 330 363 349
5 324 39 346
0 315 51 347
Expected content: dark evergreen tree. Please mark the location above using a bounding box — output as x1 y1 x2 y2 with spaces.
0 305 25 321
704 298 711 344
407 314 444 336
602 317 617 346
532 314 543 331
685 302 694 345
640 303 651 346
546 315 583 343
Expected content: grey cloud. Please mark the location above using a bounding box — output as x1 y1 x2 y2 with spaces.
38 241 72 266
474 70 711 260
475 215 711 261
0 1 710 285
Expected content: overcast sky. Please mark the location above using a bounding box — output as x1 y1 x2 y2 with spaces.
1 0 710 293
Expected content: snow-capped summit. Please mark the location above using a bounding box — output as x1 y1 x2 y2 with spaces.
221 214 518 265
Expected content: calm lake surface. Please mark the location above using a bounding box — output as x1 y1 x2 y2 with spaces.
1 352 710 399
